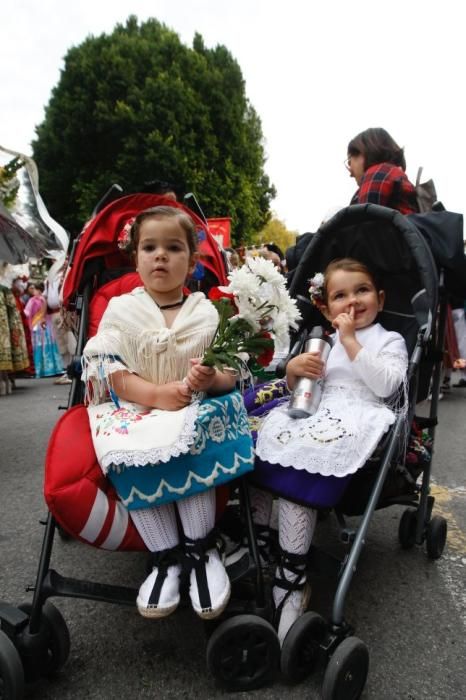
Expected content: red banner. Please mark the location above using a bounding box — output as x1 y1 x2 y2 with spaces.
207 217 231 248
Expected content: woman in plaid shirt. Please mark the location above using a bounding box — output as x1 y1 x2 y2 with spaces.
346 127 419 215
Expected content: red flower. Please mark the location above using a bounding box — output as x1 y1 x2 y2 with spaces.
208 286 235 302
208 286 238 314
256 332 275 367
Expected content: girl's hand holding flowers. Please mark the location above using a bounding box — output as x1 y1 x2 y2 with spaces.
201 257 301 375
185 359 217 393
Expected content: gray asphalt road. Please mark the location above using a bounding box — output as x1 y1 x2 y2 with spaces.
1 377 465 699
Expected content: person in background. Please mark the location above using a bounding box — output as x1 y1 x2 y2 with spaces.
224 247 241 270
346 127 419 215
24 282 64 378
258 247 283 271
21 281 35 306
12 277 34 377
45 256 76 385
0 264 30 395
263 243 287 274
140 179 179 201
441 296 466 393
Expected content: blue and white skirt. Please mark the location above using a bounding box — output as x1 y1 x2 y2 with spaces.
105 391 254 509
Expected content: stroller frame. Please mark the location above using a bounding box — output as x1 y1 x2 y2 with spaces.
261 204 450 696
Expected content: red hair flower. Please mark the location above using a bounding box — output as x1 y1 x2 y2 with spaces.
117 217 135 251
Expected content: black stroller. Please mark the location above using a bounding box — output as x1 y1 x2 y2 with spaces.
243 203 462 698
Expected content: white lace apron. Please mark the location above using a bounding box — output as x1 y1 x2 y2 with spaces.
82 288 219 473
256 324 408 478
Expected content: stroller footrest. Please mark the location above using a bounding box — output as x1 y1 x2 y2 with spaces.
41 569 138 606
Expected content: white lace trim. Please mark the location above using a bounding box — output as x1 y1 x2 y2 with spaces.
100 400 200 472
121 446 255 506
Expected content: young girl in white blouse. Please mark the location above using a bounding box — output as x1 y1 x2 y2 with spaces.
252 258 408 644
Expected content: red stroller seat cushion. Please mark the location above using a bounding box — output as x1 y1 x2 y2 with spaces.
45 404 147 550
45 405 230 550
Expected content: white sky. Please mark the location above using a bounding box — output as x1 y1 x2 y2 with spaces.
1 0 465 234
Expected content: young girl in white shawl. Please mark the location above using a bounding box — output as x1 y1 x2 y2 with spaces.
251 258 408 644
83 205 254 620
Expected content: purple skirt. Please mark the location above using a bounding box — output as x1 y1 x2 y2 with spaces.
244 380 352 508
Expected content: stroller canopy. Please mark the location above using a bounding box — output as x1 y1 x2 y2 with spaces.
62 194 228 308
289 204 439 353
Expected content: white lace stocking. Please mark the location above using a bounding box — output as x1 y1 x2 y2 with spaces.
130 503 179 552
177 490 216 540
249 486 273 527
273 498 317 609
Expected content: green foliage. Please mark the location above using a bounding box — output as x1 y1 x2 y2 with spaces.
32 16 275 239
253 217 297 254
0 157 23 208
202 298 273 373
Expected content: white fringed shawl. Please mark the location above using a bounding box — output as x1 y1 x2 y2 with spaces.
82 287 219 471
83 288 219 399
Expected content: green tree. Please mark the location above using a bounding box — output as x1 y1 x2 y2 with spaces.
0 157 23 208
253 217 297 255
32 16 275 241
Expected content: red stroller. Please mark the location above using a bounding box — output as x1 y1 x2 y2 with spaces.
0 192 280 699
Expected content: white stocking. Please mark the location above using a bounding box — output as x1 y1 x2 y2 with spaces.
130 503 179 552
273 498 317 609
177 489 216 540
249 486 273 527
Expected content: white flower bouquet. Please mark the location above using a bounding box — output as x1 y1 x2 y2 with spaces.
202 256 301 373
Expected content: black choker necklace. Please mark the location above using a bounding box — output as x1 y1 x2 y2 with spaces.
154 296 186 311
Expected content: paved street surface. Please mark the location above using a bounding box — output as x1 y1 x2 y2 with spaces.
1 377 465 699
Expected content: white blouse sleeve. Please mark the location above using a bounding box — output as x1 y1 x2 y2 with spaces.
352 335 408 398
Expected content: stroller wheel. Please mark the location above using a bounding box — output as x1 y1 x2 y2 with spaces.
281 610 326 683
426 515 447 560
398 508 417 549
322 636 369 700
0 630 25 700
18 602 70 677
206 614 280 691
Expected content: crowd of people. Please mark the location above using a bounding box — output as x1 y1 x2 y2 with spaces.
0 256 76 396
2 127 466 652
